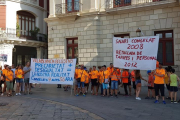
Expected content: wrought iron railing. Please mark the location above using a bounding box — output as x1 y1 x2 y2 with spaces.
106 0 175 9
0 0 6 4
0 28 47 42
55 1 82 15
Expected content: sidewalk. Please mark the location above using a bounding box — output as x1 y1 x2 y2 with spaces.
24 85 180 120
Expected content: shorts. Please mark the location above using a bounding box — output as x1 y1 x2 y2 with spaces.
6 81 13 91
102 83 109 89
91 79 98 86
111 81 118 89
166 84 170 90
135 79 141 85
24 78 29 84
133 81 136 89
128 81 131 85
148 86 154 89
85 83 89 87
170 86 178 92
16 79 23 83
77 82 84 88
154 84 164 96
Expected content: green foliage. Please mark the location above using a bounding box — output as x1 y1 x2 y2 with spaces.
16 23 20 37
30 27 40 39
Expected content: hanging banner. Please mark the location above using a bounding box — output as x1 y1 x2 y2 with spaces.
113 36 159 70
30 58 76 85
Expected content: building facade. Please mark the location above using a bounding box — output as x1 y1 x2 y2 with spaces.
45 0 180 78
0 0 49 67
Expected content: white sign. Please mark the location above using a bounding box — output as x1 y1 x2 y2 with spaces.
0 54 8 62
30 58 76 85
113 36 159 70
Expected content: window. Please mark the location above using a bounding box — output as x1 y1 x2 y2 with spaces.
114 34 130 38
17 11 35 36
155 30 174 65
113 0 131 8
66 0 79 12
39 0 44 8
67 38 78 63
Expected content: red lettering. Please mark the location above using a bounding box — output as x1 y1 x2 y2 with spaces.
116 39 128 44
124 62 137 68
137 51 142 55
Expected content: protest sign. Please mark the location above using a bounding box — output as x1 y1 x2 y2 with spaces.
113 36 159 70
30 58 76 85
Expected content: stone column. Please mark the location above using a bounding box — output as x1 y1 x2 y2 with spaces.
49 0 55 17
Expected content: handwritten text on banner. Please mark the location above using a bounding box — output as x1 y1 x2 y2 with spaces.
30 58 76 85
113 36 159 70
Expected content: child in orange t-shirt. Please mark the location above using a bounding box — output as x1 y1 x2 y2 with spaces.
15 65 24 96
145 70 155 99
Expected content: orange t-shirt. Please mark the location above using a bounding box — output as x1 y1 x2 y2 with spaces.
98 71 103 84
100 70 110 83
5 70 13 81
122 71 129 83
131 71 135 82
148 74 154 87
156 61 159 68
84 73 90 84
75 69 88 82
15 69 24 79
107 67 114 78
154 68 165 84
2 69 7 75
90 70 99 79
75 69 78 79
111 71 121 81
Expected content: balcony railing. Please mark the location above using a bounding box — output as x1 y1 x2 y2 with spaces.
55 1 82 15
0 0 6 4
0 28 47 42
106 0 176 9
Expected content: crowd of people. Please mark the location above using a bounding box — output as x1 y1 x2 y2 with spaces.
0 61 36 97
73 62 180 104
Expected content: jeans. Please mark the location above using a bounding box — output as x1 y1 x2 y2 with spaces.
77 82 85 88
111 81 118 89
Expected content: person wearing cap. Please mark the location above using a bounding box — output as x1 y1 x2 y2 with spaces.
75 65 88 96
4 66 14 96
89 66 99 95
100 65 110 97
110 67 121 98
1 64 8 96
145 70 155 99
153 63 166 104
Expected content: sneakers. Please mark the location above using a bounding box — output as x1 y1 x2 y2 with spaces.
16 93 18 96
76 94 79 96
136 97 141 100
174 101 177 104
19 93 21 95
163 100 166 104
83 94 86 97
171 101 174 103
145 96 150 99
1 93 3 96
154 100 159 103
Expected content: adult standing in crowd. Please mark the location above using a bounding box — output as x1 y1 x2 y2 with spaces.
121 69 129 96
23 61 31 95
154 63 166 104
2 64 8 96
90 66 99 95
15 64 24 96
5 65 14 96
75 65 88 96
107 63 114 93
11 64 16 92
131 70 136 94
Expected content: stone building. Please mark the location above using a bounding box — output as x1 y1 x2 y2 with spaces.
45 0 179 75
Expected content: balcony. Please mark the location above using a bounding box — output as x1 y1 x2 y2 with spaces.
106 0 177 12
55 1 82 17
0 0 6 4
0 28 47 42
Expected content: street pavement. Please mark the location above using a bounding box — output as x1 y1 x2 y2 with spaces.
0 85 180 120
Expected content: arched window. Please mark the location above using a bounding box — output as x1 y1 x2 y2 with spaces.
17 11 35 36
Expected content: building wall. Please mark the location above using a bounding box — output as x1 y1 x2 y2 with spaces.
0 5 6 28
47 6 180 85
6 1 48 34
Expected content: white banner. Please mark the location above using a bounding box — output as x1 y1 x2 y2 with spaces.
30 58 76 85
113 36 159 70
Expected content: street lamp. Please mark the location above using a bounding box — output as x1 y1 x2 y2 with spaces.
136 28 141 37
